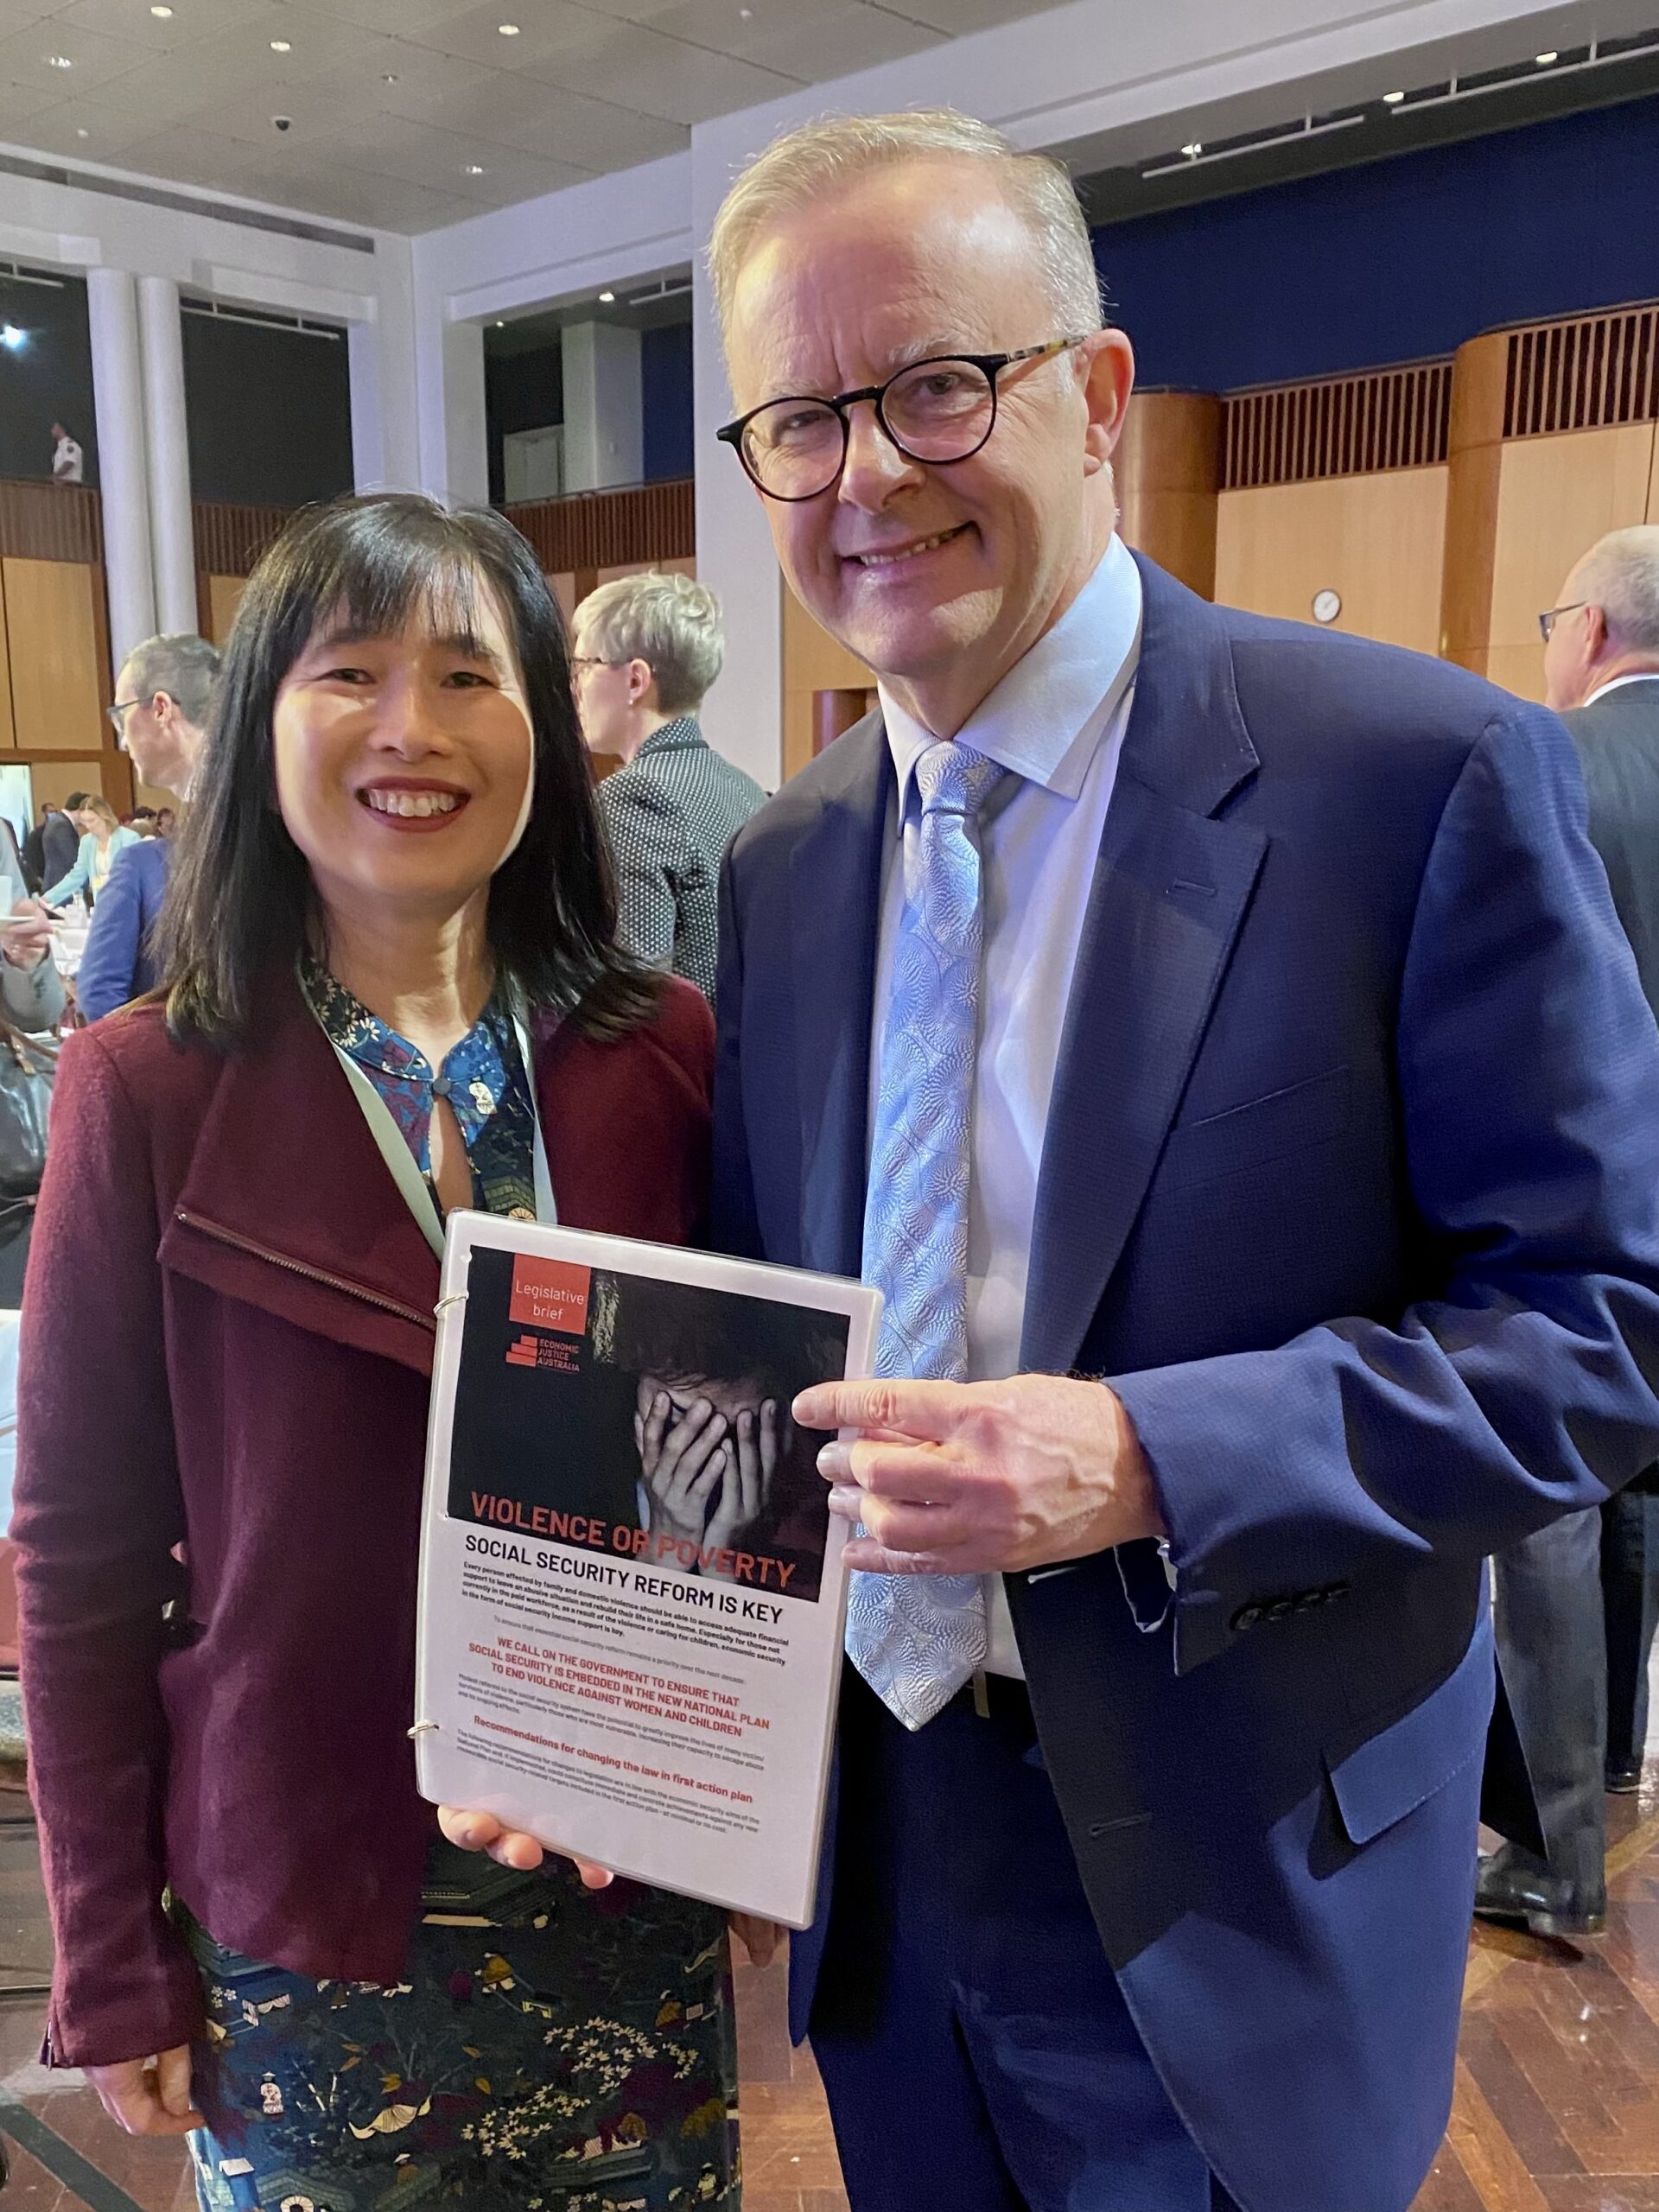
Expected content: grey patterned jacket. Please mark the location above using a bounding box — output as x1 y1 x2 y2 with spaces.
597 716 767 1001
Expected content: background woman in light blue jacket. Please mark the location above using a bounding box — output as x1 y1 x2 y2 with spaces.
41 796 137 909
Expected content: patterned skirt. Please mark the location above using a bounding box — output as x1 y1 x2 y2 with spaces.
178 1839 739 2211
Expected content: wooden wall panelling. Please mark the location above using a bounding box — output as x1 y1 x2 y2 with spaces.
594 556 696 588
1503 302 1659 438
781 583 874 785
1439 333 1510 675
0 481 102 564
502 480 694 574
2 558 106 751
1222 359 1452 491
1649 425 1659 522
206 575 247 645
1213 467 1448 653
553 556 700 630
1116 393 1221 598
1483 422 1657 702
27 758 107 809
192 502 291 579
0 565 12 751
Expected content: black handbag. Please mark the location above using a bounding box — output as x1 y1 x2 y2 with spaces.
0 1020 55 1208
0 1021 55 1306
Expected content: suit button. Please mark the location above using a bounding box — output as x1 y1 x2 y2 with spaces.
1266 1598 1297 1623
1295 1589 1323 1612
1324 1581 1351 1602
1231 1604 1262 1631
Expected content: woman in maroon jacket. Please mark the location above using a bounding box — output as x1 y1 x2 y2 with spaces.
13 494 747 2209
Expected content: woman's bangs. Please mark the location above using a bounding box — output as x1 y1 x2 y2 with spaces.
280 512 501 665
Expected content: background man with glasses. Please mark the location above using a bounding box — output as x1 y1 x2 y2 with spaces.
1480 524 1659 1941
705 109 1659 2212
78 632 218 1020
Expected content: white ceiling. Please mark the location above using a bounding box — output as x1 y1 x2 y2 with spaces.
0 0 1059 232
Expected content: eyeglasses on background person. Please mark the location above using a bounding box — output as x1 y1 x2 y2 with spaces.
1539 601 1589 642
716 334 1090 501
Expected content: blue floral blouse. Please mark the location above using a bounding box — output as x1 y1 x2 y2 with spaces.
301 950 537 1222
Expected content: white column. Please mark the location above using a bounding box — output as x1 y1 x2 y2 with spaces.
86 267 156 672
137 275 196 639
413 314 488 506
561 321 643 493
690 238 782 790
350 237 422 492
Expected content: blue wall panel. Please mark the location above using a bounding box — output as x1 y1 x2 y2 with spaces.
1092 92 1659 392
643 320 695 481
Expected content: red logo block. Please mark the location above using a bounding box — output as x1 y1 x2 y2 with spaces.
508 1256 592 1337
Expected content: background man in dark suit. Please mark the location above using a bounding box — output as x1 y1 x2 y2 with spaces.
79 633 217 1021
38 798 81 893
708 111 1659 2212
1480 526 1659 1938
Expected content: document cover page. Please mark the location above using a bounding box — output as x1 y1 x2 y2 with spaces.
415 1214 880 1927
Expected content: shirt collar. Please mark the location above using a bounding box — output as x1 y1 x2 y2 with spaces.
638 715 705 758
878 532 1142 810
299 950 512 1107
1584 671 1659 708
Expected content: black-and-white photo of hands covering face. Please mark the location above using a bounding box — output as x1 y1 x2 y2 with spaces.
633 1372 785 1566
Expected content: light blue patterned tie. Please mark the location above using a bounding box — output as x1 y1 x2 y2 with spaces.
849 739 1007 1729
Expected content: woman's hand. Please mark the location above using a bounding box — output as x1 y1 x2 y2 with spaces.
635 1391 730 1553
703 1401 781 1558
729 1914 785 1969
86 2047 205 2136
437 1804 614 1890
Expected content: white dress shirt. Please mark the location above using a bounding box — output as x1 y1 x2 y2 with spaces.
51 436 82 484
868 532 1143 1676
1585 671 1659 708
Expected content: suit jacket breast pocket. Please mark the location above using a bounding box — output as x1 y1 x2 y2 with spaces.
1157 1065 1352 1192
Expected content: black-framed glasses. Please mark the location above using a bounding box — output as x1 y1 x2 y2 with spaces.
569 655 618 674
1538 601 1587 643
717 335 1091 502
106 697 141 736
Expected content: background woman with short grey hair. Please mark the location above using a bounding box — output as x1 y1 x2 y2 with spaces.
573 569 766 1001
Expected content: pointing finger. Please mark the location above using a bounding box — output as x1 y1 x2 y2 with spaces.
793 1376 972 1441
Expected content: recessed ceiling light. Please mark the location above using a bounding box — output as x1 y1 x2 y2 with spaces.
151 4 174 16
598 289 615 302
464 162 484 175
76 125 89 136
47 53 73 68
499 21 520 32
494 319 505 327
270 37 291 50
739 7 752 16
1535 49 1558 64
1382 89 1405 104
1 327 26 352
1180 141 1202 158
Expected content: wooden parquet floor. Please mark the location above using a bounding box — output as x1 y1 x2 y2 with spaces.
3 1777 1658 2209
732 1780 1659 2212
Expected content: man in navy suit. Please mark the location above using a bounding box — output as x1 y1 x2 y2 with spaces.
706 111 1659 2212
79 633 217 1021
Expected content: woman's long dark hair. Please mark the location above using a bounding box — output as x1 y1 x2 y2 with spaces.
156 492 657 1048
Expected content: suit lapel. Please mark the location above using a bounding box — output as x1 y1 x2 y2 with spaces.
1020 557 1267 1374
788 720 893 1276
